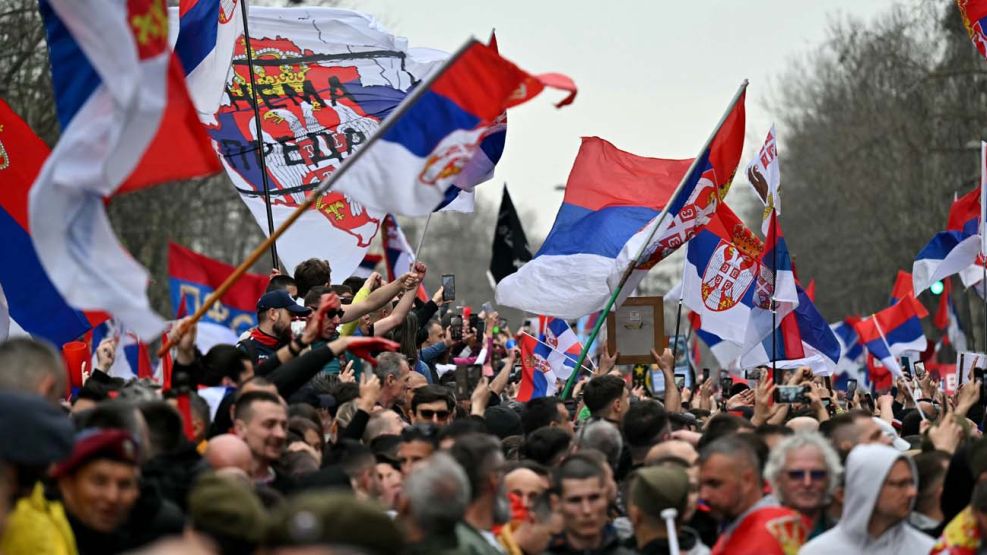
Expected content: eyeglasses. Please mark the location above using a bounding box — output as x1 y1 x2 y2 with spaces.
325 309 345 319
785 469 828 481
417 409 451 420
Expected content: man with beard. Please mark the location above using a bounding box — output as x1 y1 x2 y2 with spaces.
699 434 808 554
238 290 312 365
449 433 511 555
763 432 843 539
232 391 290 492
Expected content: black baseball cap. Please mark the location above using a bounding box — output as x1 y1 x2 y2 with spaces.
257 290 311 315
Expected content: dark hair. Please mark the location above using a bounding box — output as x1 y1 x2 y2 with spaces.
521 397 565 436
401 423 440 446
699 433 761 481
288 403 321 429
293 258 331 298
266 274 297 294
914 450 951 498
754 423 793 440
234 391 283 422
553 453 606 493
328 382 360 408
582 375 625 415
330 284 353 298
202 344 252 386
411 385 455 414
303 285 332 311
622 400 668 448
437 419 487 444
699 413 754 449
139 401 185 455
448 433 503 502
819 413 855 438
521 427 572 467
973 480 987 513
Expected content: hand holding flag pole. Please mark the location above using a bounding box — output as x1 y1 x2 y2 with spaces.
871 315 926 422
560 79 749 400
159 38 476 356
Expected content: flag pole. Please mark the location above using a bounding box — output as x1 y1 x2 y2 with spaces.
240 0 279 269
670 248 689 369
872 315 926 422
560 79 749 400
771 209 778 378
413 212 433 262
159 38 477 356
980 141 986 351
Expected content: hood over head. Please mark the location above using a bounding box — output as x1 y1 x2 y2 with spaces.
839 443 916 540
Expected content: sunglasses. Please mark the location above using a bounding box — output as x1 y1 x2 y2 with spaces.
417 409 451 420
324 309 345 319
786 469 827 481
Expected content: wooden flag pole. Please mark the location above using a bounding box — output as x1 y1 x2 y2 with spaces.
159 39 476 356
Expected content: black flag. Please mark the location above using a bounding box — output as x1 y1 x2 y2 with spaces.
489 185 532 285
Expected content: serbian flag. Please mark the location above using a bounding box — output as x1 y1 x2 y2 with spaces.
497 136 695 318
89 320 153 380
172 0 243 117
959 0 987 59
335 39 575 217
516 333 558 402
168 243 268 353
381 215 428 302
0 99 94 345
740 284 841 375
912 186 982 294
541 317 590 380
353 253 383 280
854 295 929 377
831 317 865 373
33 0 220 340
889 270 913 305
686 311 742 369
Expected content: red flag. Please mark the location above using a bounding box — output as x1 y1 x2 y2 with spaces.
958 0 987 60
889 270 913 306
805 279 816 302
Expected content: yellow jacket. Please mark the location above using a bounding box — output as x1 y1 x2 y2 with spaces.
0 482 77 555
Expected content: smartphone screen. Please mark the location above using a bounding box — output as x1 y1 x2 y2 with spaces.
846 379 858 403
702 368 710 383
674 375 686 389
900 356 911 377
441 274 455 301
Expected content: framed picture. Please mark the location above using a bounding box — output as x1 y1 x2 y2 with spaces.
606 296 665 366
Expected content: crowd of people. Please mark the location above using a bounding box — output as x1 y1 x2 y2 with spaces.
0 258 984 554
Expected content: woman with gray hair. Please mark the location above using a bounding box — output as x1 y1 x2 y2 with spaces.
763 431 842 539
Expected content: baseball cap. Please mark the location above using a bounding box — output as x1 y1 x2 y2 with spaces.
51 429 140 478
628 466 690 518
257 290 311 315
0 391 74 466
264 492 402 554
872 417 910 451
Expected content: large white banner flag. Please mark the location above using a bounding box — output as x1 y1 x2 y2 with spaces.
203 7 445 278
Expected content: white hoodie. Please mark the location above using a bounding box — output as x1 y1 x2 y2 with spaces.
799 444 934 555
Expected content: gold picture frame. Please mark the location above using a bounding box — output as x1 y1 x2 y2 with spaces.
606 296 665 366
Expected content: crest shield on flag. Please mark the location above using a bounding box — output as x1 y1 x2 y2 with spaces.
204 7 446 278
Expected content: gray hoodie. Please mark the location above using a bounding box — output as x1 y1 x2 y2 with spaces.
799 444 934 555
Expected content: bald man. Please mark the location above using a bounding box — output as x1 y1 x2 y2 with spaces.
204 434 252 476
787 416 820 434
506 467 550 508
645 439 698 466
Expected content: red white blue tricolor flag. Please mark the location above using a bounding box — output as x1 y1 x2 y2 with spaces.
517 333 557 402
335 39 575 217
33 0 219 340
171 0 243 117
912 185 984 294
854 295 929 378
959 0 987 59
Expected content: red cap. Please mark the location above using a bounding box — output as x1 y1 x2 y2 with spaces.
51 429 140 478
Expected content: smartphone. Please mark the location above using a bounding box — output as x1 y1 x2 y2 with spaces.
674 375 686 389
774 385 809 404
846 379 858 403
744 368 761 382
720 377 733 396
914 362 927 380
702 368 710 384
976 368 987 405
470 314 483 337
441 274 456 301
900 356 911 377
455 364 483 400
450 315 463 341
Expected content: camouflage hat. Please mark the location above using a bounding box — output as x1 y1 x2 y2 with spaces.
628 465 690 519
265 492 402 554
188 473 267 544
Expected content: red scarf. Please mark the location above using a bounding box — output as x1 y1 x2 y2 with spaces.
249 327 282 348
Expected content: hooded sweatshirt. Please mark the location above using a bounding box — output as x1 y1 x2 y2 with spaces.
799 444 934 555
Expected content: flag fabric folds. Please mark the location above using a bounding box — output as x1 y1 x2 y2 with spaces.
33 0 219 340
890 270 913 306
517 333 557 402
934 279 968 352
0 99 93 345
854 295 929 377
912 186 982 294
381 216 428 302
334 39 576 217
496 137 695 318
540 318 588 381
203 7 447 280
172 0 243 116
959 0 987 60
168 243 269 353
353 253 383 280
488 185 532 286
745 125 780 236
831 317 866 375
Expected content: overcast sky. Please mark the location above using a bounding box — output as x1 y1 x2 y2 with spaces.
350 0 890 238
